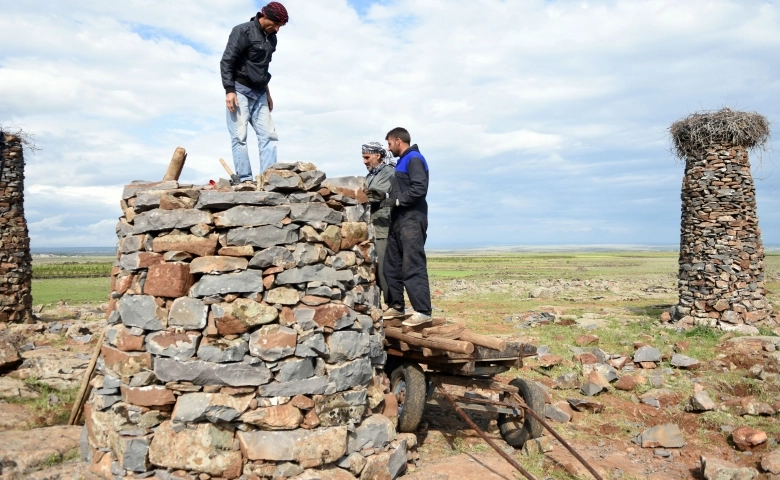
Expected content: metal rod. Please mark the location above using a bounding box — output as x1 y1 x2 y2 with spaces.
436 385 538 480
511 393 604 480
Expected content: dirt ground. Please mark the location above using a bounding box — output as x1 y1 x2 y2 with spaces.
3 253 780 479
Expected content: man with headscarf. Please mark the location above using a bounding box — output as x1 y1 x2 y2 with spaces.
362 142 395 306
220 2 289 183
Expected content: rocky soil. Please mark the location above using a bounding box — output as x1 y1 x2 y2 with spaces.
3 273 780 479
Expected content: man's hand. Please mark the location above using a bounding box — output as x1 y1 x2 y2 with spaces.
266 87 273 112
366 188 384 202
226 92 238 113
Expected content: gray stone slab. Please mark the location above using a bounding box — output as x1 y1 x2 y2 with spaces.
299 170 326 191
326 331 369 363
213 206 290 227
226 224 300 248
167 297 207 329
194 191 286 209
121 436 151 472
197 338 248 363
257 375 329 397
154 357 271 386
118 295 165 331
122 181 179 200
276 264 353 287
326 357 373 394
275 357 316 382
671 354 699 369
347 414 396 453
634 346 662 363
190 269 264 297
249 246 295 269
133 209 212 233
290 203 343 225
145 331 200 361
295 333 329 357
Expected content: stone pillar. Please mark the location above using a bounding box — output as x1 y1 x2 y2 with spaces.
670 109 772 328
0 133 32 323
83 162 411 479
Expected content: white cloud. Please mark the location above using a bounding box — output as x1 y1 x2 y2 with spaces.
1 0 779 247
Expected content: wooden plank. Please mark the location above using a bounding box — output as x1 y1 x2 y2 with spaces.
385 327 474 355
422 323 465 339
401 317 446 333
459 331 507 351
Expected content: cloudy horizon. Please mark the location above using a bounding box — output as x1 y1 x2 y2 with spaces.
2 0 779 249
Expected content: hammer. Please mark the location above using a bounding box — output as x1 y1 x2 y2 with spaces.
219 158 241 185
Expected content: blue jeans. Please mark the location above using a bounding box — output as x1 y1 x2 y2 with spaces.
226 91 278 181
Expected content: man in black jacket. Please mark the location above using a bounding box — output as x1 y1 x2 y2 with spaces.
382 127 433 327
220 3 288 182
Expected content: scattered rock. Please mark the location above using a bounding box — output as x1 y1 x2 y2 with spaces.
633 424 685 448
633 346 662 363
731 426 767 451
701 455 758 480
567 398 604 413
670 353 700 369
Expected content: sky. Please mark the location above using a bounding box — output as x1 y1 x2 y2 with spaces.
1 0 779 249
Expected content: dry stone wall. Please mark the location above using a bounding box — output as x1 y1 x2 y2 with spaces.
83 162 412 480
673 144 772 327
0 133 32 323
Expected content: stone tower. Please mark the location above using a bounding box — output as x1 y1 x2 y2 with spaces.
0 132 32 323
670 108 772 328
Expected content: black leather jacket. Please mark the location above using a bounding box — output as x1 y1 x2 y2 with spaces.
220 14 277 94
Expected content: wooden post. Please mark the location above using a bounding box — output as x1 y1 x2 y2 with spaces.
459 331 507 351
162 147 187 181
68 329 106 425
385 327 474 355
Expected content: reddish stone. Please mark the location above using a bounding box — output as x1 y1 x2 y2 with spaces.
115 274 133 295
144 263 194 298
218 245 255 257
732 426 768 451
291 395 315 410
153 234 218 257
382 393 398 420
263 274 275 290
310 304 351 329
575 334 599 346
189 256 248 274
113 325 145 352
639 361 657 369
121 385 176 407
263 266 284 275
575 353 598 365
134 252 165 269
339 222 368 250
614 374 645 392
302 408 320 429
101 345 152 377
279 306 296 326
320 225 341 252
301 295 329 306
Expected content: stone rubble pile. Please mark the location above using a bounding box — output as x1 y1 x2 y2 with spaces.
83 162 412 480
0 133 32 323
673 143 772 327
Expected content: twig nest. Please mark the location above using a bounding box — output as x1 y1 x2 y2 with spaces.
669 107 770 158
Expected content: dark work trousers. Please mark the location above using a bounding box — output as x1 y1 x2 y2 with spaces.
383 212 432 315
374 237 389 305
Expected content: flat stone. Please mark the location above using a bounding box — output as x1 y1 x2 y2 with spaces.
293 243 328 266
218 245 255 257
567 398 604 413
633 346 662 363
582 363 619 382
190 269 264 297
290 203 343 225
276 357 316 382
226 224 299 248
326 331 370 363
237 426 347 466
144 263 194 298
262 169 305 191
120 234 149 253
633 424 686 448
277 264 353 287
326 357 373 394
123 180 179 199
266 286 301 305
211 298 278 334
553 372 580 390
119 435 151 472
339 222 368 250
249 246 296 269
119 252 164 271
323 177 368 203
702 455 758 480
154 357 271 386
545 403 572 423
614 374 646 391
167 297 207 329
575 334 599 346
194 191 286 209
132 208 211 233
249 325 297 361
163 251 193 262
670 353 700 369
148 421 242 478
296 332 330 357
320 225 342 252
189 256 248 274
145 331 200 360
761 450 780 474
102 346 152 377
172 392 252 423
580 381 603 396
213 205 290 227
120 386 176 407
152 234 218 257
118 295 166 331
537 354 563 368
347 414 396 453
257 376 329 397
314 391 366 428
197 337 248 363
587 370 611 389
687 389 716 412
239 403 303 429
732 426 767 451
294 304 353 330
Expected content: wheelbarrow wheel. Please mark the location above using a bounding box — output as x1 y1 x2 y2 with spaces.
390 362 427 433
498 378 545 448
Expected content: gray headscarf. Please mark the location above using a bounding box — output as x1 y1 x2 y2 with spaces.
362 142 396 166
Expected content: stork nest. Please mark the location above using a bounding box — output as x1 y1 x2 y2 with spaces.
669 108 770 159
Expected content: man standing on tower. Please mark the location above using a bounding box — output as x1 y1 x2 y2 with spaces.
382 127 433 327
220 2 288 183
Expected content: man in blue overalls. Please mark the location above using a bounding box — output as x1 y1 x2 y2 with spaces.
382 128 433 327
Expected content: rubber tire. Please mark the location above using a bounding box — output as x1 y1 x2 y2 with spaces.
498 377 545 448
390 363 427 433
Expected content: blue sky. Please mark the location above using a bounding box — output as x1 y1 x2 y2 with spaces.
1 0 779 249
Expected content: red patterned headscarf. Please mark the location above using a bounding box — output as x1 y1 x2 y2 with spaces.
262 2 289 25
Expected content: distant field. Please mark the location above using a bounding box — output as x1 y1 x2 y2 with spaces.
32 277 110 305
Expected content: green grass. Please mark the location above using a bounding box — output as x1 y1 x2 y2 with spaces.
5 379 80 427
33 262 112 279
32 277 110 305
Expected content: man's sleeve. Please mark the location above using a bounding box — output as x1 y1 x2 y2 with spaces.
220 27 244 94
390 158 428 207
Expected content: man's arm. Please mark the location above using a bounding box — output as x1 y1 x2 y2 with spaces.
220 26 245 112
390 158 428 207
